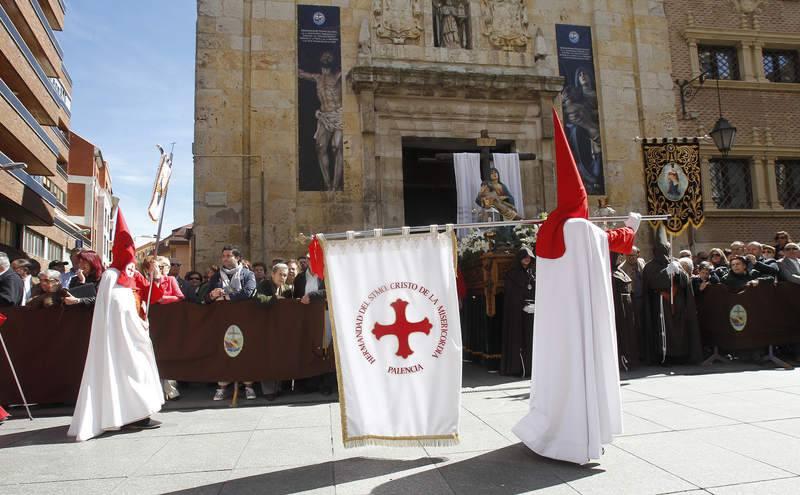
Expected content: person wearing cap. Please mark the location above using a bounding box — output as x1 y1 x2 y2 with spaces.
68 208 164 441
61 249 82 287
168 258 192 296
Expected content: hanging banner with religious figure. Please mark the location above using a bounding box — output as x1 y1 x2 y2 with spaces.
297 5 343 191
555 24 605 195
321 232 462 447
642 140 704 234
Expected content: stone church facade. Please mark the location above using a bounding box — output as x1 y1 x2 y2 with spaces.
193 0 678 265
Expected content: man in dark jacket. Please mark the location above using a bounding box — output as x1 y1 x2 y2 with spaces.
745 242 779 277
0 252 23 307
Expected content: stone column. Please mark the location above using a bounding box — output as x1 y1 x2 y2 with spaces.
739 42 757 82
764 156 780 209
752 42 766 82
700 157 716 211
752 156 770 209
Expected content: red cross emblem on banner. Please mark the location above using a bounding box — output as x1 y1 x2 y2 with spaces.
372 298 432 359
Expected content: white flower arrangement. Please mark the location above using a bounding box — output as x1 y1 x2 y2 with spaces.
457 228 491 258
512 223 540 250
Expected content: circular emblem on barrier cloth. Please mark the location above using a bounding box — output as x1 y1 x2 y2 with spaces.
729 304 747 332
224 325 244 357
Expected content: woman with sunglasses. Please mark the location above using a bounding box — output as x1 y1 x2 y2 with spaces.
708 248 729 278
774 231 792 259
183 271 204 303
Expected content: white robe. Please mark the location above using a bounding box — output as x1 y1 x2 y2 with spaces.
512 218 622 464
68 269 164 441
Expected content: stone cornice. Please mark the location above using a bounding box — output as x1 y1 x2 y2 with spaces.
705 208 800 216
347 63 564 100
684 27 800 46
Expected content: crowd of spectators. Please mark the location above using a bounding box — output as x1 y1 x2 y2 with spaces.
0 245 329 403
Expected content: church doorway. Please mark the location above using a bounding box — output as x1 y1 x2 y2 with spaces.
401 137 513 226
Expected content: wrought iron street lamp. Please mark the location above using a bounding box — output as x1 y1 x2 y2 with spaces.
708 79 737 156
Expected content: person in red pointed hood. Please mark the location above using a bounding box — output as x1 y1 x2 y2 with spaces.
512 108 642 464
68 208 164 441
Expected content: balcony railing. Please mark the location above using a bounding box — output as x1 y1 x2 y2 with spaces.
0 3 70 117
0 78 59 156
1 151 59 208
48 76 71 110
30 0 63 59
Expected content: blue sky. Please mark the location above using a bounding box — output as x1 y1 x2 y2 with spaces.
57 1 196 240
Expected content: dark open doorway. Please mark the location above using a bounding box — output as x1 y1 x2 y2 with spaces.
401 137 513 226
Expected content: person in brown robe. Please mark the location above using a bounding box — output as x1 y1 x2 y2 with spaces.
500 247 536 376
641 225 703 365
611 253 639 370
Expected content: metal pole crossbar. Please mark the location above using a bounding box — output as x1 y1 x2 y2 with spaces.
311 215 670 240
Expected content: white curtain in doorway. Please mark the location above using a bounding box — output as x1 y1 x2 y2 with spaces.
453 153 482 230
492 153 525 218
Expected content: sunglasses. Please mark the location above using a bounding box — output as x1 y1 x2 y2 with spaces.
188 277 202 281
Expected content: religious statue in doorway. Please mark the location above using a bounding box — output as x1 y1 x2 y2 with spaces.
299 52 343 191
433 0 469 49
474 167 521 221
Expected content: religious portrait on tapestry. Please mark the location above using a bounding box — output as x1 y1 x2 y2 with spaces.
657 163 689 202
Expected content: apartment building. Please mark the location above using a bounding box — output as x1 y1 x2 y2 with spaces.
0 0 84 265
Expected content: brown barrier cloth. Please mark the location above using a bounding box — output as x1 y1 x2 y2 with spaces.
697 282 800 352
0 300 333 405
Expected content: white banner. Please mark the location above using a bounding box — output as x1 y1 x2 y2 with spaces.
322 232 462 447
147 146 173 223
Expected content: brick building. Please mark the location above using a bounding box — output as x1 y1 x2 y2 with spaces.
0 0 81 265
67 132 114 263
134 223 195 276
665 0 800 252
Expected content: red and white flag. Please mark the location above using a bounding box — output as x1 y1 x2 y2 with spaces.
147 145 172 223
321 232 462 447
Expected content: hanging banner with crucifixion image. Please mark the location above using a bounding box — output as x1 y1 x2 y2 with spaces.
642 140 704 234
320 232 462 447
297 5 343 191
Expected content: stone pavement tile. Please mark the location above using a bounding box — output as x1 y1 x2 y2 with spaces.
689 424 800 475
460 390 530 416
752 418 800 439
237 426 333 469
431 445 580 495
114 471 229 495
706 476 800 494
423 410 514 456
621 374 747 399
223 465 335 495
615 431 792 488
479 411 523 442
0 478 123 494
713 370 800 391
620 388 660 403
622 399 738 431
257 403 331 430
0 436 170 484
546 444 698 495
134 431 251 476
619 412 672 436
335 456 453 495
0 415 71 433
329 406 436 460
164 407 265 436
672 389 800 423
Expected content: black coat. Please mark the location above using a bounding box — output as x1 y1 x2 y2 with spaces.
612 259 639 369
0 269 23 307
292 271 326 301
500 252 535 376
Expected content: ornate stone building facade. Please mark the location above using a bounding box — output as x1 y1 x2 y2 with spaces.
193 0 676 265
665 0 800 252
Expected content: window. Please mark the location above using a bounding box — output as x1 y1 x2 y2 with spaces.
776 160 800 209
38 176 67 205
710 159 752 209
763 49 800 83
47 240 63 261
22 229 45 258
699 45 740 80
0 217 18 247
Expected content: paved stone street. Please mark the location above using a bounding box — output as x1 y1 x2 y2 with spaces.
1 363 800 494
